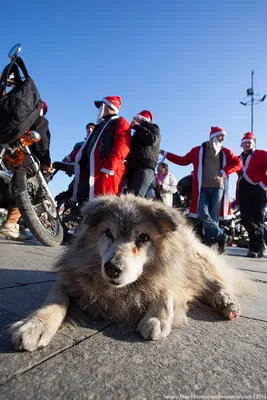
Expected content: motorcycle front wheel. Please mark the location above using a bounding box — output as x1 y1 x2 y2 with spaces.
14 170 63 246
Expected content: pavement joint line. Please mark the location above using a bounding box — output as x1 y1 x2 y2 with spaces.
237 268 267 275
0 323 113 387
251 279 267 284
240 315 267 323
0 280 56 291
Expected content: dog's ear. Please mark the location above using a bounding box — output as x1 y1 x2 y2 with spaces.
81 198 108 227
154 208 178 232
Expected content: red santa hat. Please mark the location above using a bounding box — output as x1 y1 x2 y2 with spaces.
209 126 226 140
134 110 154 123
241 132 255 146
94 96 122 114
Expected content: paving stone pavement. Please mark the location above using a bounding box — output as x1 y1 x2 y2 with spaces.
0 239 266 399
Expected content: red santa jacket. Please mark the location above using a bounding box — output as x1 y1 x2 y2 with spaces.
235 149 267 203
73 116 131 201
164 144 241 219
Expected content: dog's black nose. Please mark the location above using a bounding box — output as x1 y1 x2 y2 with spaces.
104 261 122 279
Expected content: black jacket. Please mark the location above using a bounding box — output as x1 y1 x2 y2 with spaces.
127 121 160 170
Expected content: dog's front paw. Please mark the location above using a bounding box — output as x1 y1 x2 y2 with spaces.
11 316 53 352
213 289 241 320
137 316 171 341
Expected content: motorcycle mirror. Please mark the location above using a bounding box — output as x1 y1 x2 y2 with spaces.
30 131 41 142
8 43 22 59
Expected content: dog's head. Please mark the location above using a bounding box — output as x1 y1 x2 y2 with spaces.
81 195 180 288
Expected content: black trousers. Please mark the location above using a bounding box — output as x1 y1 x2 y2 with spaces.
30 116 51 169
238 178 266 252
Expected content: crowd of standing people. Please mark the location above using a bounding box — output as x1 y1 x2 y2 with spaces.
0 94 266 258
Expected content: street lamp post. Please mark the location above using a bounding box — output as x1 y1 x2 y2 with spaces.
240 70 266 133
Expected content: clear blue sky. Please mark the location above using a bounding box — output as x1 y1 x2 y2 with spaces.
1 0 266 198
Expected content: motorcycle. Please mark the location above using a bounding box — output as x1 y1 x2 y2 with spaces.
0 44 63 246
51 161 82 239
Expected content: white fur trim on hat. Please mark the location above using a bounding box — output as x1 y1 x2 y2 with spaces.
241 138 255 145
102 99 119 114
210 130 226 140
134 114 150 122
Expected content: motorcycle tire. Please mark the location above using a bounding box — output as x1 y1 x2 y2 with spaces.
14 170 63 247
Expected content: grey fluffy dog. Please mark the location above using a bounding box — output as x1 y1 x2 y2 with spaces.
11 195 253 351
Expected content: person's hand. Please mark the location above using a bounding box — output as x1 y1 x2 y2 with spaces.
100 171 109 178
130 119 139 129
159 149 165 155
47 163 54 173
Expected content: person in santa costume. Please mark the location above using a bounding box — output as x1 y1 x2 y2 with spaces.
236 132 267 258
63 122 96 164
127 110 160 197
160 126 241 253
72 96 131 202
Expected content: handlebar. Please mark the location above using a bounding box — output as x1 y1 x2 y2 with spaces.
51 161 74 180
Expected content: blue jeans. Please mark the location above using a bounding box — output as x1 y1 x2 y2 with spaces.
198 187 224 244
127 168 155 198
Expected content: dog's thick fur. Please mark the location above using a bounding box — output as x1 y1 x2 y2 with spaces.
11 195 254 351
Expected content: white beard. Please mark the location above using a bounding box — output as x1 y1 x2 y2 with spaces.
213 138 223 155
96 103 105 122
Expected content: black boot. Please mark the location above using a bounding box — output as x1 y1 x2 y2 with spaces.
217 234 232 254
246 250 258 258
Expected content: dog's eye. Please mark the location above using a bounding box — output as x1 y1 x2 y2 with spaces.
136 233 150 244
104 228 113 240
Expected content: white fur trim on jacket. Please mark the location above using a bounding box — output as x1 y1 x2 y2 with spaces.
259 182 267 191
100 168 114 176
196 145 203 215
72 136 91 202
222 152 230 218
89 116 119 199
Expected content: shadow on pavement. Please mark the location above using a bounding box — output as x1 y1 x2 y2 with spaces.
0 238 43 247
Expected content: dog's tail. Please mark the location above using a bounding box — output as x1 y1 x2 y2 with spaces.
195 241 258 297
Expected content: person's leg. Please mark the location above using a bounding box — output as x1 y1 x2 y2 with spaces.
209 188 224 223
198 188 223 245
131 168 155 198
0 202 22 239
239 179 258 256
126 168 134 193
251 185 266 256
209 188 231 254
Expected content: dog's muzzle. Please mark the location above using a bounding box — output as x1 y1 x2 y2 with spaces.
104 261 123 283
